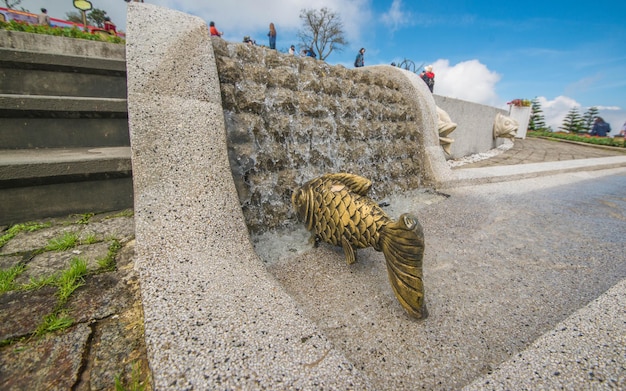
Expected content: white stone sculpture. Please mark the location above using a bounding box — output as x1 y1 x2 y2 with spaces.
436 106 457 155
493 112 519 139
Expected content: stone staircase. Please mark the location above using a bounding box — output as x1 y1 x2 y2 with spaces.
0 32 132 225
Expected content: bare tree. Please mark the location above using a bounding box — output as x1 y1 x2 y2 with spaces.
65 12 84 24
3 0 22 9
297 7 348 61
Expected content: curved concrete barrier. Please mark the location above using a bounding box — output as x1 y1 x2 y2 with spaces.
366 65 454 186
126 3 369 388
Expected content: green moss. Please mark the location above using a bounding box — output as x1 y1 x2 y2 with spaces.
105 209 134 219
97 240 122 271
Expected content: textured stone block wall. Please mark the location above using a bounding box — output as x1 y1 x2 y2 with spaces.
211 38 428 233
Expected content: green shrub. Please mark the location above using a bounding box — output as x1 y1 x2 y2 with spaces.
528 131 624 147
0 20 124 44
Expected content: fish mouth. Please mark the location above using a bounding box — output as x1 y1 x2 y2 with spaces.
291 187 313 229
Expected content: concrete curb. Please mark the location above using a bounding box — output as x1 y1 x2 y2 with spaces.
464 277 626 390
439 155 626 188
534 136 626 153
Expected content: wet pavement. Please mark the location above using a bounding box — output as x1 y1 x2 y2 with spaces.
0 137 624 390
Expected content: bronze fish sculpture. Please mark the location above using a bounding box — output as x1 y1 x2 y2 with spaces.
291 173 427 319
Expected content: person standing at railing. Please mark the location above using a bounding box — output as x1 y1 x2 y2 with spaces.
104 17 117 34
268 23 277 50
37 8 50 26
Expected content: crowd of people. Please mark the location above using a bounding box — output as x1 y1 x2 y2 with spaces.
209 20 321 60
207 20 440 94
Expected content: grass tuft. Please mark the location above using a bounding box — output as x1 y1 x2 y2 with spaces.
106 209 134 219
97 240 122 271
73 213 95 225
0 263 27 293
21 274 58 291
45 232 79 252
115 361 149 391
35 311 74 337
0 222 51 249
82 233 99 245
56 258 88 303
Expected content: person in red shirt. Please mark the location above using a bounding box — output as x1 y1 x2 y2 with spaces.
420 65 435 93
104 17 116 34
209 21 223 37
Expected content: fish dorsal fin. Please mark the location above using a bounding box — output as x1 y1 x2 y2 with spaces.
341 236 357 265
322 173 371 196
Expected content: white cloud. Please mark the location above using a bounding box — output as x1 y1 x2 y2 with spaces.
431 59 501 106
147 0 371 44
536 96 580 131
28 0 370 43
536 96 625 135
596 105 621 111
381 0 412 31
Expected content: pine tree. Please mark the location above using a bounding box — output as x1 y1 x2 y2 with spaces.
559 107 584 133
582 106 599 133
529 98 548 131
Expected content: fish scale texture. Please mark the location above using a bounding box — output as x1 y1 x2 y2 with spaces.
310 178 388 249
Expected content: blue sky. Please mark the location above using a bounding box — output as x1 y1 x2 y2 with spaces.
17 0 626 133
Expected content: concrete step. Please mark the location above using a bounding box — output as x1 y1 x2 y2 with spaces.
0 94 129 149
0 147 133 225
0 32 131 225
0 94 127 113
1 116 129 149
0 47 126 98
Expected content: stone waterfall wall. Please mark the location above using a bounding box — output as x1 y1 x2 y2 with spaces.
211 38 437 233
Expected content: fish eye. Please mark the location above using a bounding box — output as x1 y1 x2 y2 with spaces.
403 215 417 229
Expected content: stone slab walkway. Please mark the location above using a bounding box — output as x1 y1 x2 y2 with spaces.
0 210 150 391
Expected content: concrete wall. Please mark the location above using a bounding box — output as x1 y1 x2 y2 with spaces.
434 94 508 159
0 30 125 59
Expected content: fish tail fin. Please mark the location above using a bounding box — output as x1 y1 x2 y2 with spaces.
379 213 427 319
